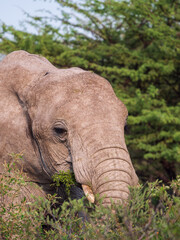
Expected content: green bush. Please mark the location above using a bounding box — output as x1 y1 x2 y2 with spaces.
0 155 180 239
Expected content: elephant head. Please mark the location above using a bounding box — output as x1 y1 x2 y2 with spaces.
0 51 138 206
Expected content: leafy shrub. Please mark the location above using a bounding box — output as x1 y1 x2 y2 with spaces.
0 155 180 239
52 170 76 196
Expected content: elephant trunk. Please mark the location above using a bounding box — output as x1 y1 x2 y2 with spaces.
72 124 138 205
92 147 135 205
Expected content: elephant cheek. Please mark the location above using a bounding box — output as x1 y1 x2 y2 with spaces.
36 141 70 177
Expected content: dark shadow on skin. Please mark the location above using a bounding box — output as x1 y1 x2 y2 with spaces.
70 185 84 200
70 185 89 222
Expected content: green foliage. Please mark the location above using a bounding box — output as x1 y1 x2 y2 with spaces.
0 154 44 239
0 0 180 182
52 170 76 195
1 157 180 239
117 85 180 182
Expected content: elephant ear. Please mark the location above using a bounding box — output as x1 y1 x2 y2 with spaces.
0 51 50 182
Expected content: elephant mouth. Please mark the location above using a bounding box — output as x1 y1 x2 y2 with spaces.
82 184 95 203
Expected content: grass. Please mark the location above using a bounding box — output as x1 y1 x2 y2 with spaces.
0 154 180 239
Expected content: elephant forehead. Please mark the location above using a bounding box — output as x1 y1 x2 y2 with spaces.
30 71 128 124
52 95 127 129
30 72 116 108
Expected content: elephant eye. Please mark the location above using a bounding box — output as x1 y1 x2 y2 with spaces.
53 127 67 140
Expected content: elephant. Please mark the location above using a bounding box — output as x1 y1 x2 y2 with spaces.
0 50 138 206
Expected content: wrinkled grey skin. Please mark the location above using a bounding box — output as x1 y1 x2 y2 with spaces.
0 51 138 205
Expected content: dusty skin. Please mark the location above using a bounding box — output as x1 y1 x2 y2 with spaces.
0 50 138 205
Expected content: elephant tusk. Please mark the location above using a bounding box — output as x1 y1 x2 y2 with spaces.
82 184 95 203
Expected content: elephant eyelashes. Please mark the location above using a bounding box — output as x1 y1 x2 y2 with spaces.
53 127 67 140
